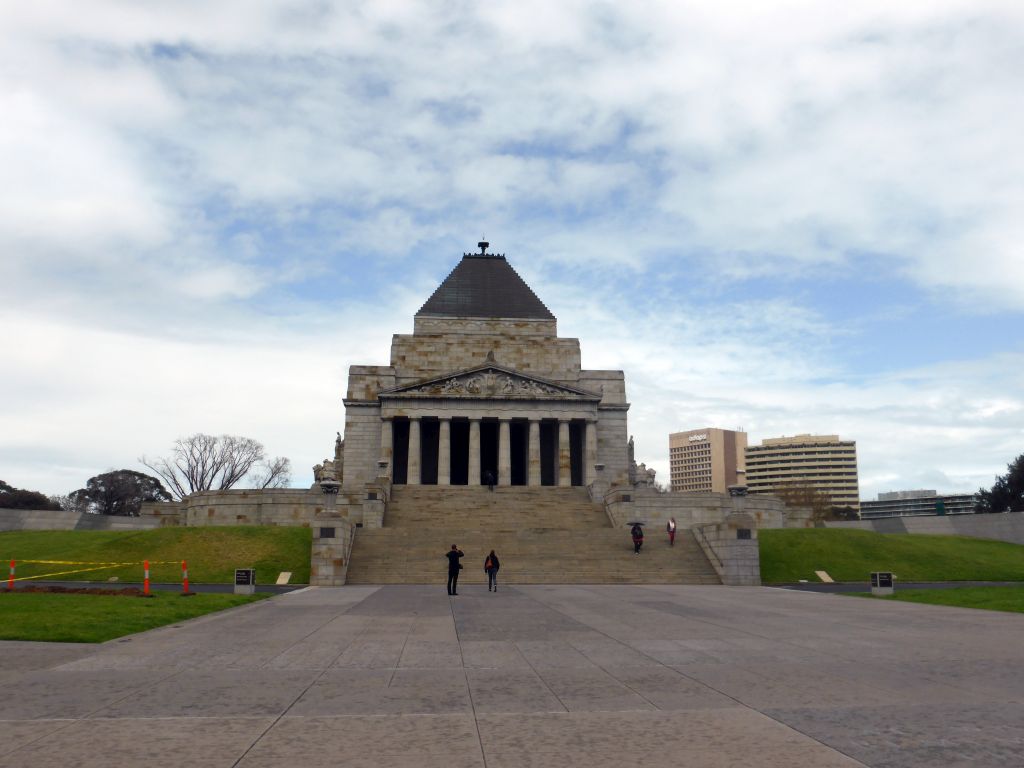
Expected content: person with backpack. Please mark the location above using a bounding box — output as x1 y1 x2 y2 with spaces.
484 550 501 592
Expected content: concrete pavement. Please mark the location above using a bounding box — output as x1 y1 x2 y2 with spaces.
1 584 1022 767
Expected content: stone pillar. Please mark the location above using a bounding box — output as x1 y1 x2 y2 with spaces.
408 417 421 485
528 419 541 487
379 418 393 478
468 419 481 486
558 419 571 487
438 419 451 486
498 419 511 486
585 419 598 486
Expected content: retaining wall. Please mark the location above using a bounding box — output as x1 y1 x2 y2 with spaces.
0 508 162 532
823 512 1024 545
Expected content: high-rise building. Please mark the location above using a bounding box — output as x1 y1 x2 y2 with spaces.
860 490 977 519
744 434 860 512
669 428 747 493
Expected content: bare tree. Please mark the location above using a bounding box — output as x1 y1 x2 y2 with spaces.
140 434 291 500
252 456 292 489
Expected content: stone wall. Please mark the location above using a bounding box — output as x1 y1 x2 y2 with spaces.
694 512 761 586
603 488 790 530
310 517 355 586
393 317 581 383
140 489 360 528
823 512 1024 545
0 508 163 531
342 402 384 493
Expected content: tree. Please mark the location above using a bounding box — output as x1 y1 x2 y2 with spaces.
976 453 1024 513
770 481 836 522
0 481 61 510
68 470 172 516
140 434 292 500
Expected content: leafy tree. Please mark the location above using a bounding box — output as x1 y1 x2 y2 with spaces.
0 481 61 510
976 453 1024 513
69 470 172 516
140 434 291 500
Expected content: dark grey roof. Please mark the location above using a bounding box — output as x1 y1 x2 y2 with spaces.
416 255 555 320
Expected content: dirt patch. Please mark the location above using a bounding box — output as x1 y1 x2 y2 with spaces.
4 585 145 596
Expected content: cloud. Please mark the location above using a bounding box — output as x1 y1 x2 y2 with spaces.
1 1 1022 501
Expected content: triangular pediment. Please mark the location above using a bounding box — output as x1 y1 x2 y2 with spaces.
379 364 601 401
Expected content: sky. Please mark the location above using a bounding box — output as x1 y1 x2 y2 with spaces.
1 0 1022 501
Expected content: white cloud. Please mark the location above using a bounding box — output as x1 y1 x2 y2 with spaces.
1 0 1022 500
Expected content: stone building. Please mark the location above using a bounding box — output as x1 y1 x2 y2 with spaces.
139 241 802 586
341 242 630 493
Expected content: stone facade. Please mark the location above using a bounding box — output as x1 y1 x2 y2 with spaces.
341 251 631 496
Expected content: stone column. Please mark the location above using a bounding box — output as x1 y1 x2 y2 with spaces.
438 419 451 486
558 419 571 487
498 419 511 486
468 419 481 486
407 417 421 485
379 418 393 478
528 419 541 487
585 419 598 486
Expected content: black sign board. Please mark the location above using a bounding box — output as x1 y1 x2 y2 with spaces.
870 572 893 588
235 568 255 586
319 527 336 539
736 528 752 540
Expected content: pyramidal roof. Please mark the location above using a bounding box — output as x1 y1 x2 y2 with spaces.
416 246 554 320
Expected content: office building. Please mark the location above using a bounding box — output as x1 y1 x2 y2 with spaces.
745 433 860 512
669 428 747 493
860 490 977 519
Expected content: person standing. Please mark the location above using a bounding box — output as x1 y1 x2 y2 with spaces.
446 544 464 595
630 523 644 555
667 517 677 546
484 550 501 592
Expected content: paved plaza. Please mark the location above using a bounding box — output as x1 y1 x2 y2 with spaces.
2 584 1023 767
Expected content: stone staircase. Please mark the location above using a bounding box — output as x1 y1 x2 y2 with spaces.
345 486 720 585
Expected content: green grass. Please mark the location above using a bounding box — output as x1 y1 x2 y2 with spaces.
856 585 1024 615
0 591 269 643
759 528 1024 584
0 527 312 584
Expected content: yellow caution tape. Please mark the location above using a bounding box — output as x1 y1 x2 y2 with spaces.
15 560 180 565
13 564 137 581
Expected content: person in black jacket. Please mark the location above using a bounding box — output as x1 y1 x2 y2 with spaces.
446 544 464 595
631 523 644 555
484 550 501 592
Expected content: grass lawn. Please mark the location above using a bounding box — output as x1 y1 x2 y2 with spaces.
0 527 312 584
0 591 269 643
855 585 1024 615
760 528 1024 584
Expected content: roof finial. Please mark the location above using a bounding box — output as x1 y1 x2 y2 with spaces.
478 237 489 255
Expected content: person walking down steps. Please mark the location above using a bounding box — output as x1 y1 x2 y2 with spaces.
484 550 501 592
631 523 644 555
446 544 464 595
667 517 677 546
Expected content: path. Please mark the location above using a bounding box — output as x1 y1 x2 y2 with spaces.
2 584 1023 767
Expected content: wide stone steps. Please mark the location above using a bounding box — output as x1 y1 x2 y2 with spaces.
384 486 610 529
346 528 720 585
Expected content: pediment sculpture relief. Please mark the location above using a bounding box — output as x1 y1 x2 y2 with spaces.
391 367 590 399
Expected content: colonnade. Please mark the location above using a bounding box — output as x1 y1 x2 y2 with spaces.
382 416 597 487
